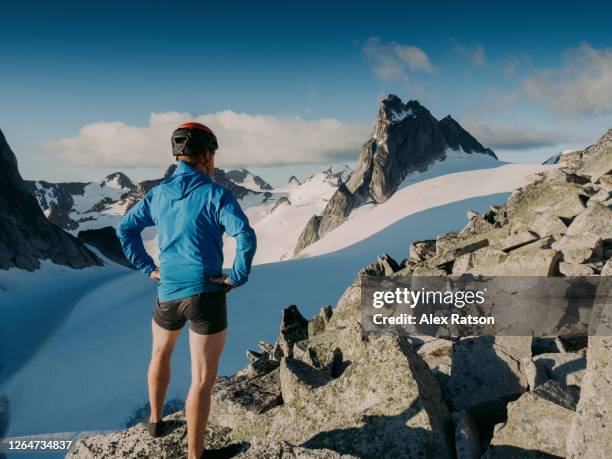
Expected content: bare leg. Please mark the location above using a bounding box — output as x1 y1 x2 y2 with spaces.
186 328 227 459
148 320 181 423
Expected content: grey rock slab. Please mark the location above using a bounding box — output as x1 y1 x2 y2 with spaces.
279 358 333 405
566 200 612 241
566 335 612 458
472 247 560 276
444 337 530 413
559 262 597 276
210 369 283 429
233 333 453 459
553 233 603 264
484 392 573 458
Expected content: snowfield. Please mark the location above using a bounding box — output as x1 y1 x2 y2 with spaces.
0 159 556 439
224 165 351 264
225 154 551 266
301 162 552 258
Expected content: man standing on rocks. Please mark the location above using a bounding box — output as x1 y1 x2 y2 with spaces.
117 122 257 459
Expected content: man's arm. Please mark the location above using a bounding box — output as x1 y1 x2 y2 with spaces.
116 192 157 276
216 192 257 287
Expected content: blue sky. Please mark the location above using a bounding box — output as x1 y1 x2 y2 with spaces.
1 0 611 185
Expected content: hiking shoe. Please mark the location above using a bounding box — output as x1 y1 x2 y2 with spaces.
141 418 168 438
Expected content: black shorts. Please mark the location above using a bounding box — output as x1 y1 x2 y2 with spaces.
153 291 227 335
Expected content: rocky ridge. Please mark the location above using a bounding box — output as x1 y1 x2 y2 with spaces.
0 129 101 271
25 164 271 233
294 94 497 255
67 128 611 458
225 168 273 191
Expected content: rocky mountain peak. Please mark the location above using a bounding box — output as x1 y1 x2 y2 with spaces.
0 128 100 270
294 95 498 255
226 168 273 191
439 115 497 157
372 96 432 141
101 172 134 190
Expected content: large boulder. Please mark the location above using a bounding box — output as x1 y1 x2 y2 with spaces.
279 358 333 405
566 336 612 457
505 169 591 237
209 369 283 429
484 392 574 458
444 337 531 434
472 247 560 276
565 200 611 242
233 332 453 458
553 233 603 264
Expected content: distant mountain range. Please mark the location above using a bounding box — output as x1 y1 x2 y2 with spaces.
24 166 274 233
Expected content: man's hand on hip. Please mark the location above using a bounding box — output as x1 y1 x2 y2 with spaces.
209 275 236 291
150 270 161 282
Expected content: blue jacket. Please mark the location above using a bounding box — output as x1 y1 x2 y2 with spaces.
116 160 257 302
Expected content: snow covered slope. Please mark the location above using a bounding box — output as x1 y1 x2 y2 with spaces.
222 165 352 263
301 163 554 258
223 158 552 266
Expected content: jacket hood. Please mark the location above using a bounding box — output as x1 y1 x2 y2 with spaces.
159 160 212 200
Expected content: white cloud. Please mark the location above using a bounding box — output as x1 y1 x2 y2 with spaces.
363 37 435 81
41 111 370 169
462 120 577 150
454 42 486 67
523 43 612 115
